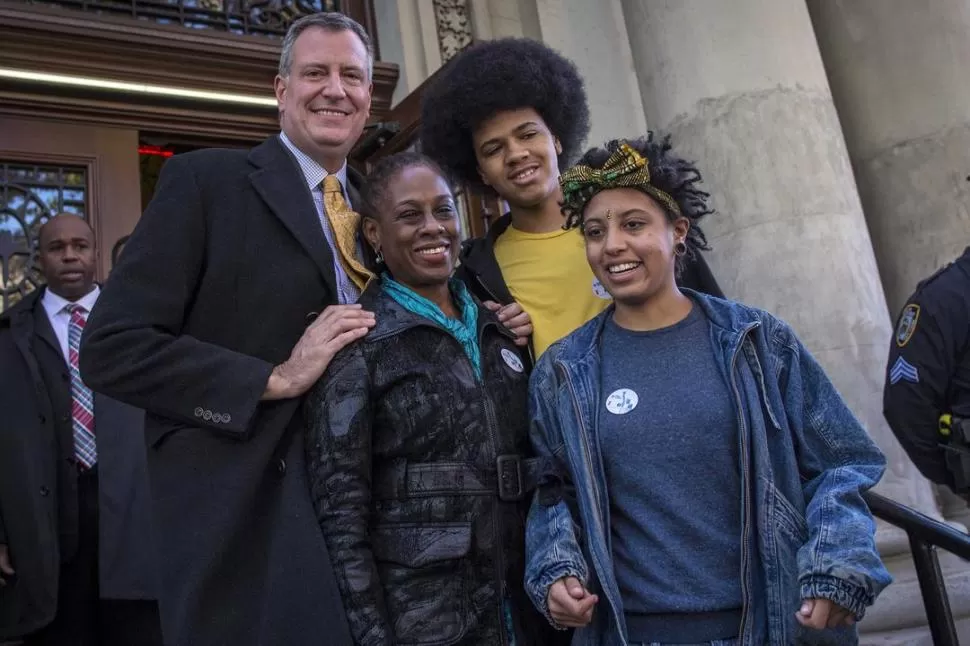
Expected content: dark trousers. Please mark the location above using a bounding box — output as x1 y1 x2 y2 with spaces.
24 469 163 646
99 600 164 646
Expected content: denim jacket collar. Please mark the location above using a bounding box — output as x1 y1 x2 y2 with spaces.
554 290 756 361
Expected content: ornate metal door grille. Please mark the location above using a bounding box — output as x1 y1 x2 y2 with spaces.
0 163 88 314
15 0 342 36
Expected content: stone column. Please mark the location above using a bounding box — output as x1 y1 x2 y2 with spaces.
468 0 539 40
372 0 443 106
529 0 648 147
807 3 970 640
807 0 970 317
619 0 965 642
381 0 649 147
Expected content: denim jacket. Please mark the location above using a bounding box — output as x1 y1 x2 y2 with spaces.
524 291 892 646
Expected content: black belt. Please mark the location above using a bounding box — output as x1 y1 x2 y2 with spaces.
372 455 546 502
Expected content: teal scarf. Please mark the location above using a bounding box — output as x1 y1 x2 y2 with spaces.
381 275 482 380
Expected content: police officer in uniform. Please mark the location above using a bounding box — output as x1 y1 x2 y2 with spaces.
884 247 970 497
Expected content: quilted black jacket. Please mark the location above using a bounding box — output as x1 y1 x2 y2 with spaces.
305 281 560 646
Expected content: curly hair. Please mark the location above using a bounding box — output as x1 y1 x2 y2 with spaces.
357 151 451 272
419 38 591 193
561 134 714 269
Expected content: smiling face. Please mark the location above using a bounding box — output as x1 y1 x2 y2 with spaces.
472 107 562 208
38 214 97 301
274 26 372 171
362 164 460 297
581 187 688 309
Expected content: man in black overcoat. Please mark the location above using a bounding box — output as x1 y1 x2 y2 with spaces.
0 214 160 646
79 12 379 646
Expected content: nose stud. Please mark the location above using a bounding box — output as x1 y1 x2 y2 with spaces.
438 225 446 233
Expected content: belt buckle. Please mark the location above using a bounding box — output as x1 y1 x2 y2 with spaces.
496 454 524 502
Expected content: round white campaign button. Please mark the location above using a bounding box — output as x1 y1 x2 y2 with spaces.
501 348 524 373
605 388 638 415
592 278 611 300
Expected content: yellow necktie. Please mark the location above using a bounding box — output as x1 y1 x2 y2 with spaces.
322 175 373 290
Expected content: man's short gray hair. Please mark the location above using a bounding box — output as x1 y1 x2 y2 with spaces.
278 12 374 80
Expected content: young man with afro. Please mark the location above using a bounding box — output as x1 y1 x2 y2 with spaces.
420 38 723 360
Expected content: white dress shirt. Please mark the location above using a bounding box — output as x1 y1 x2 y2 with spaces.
41 285 101 364
278 131 361 304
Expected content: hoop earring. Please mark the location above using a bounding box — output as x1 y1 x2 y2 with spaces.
674 240 687 257
374 247 384 265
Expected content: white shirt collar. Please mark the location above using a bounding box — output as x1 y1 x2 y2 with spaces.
278 131 349 193
42 284 100 319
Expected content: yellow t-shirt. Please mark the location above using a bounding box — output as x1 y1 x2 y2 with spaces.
493 225 611 357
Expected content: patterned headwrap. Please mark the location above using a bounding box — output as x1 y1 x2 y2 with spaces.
559 141 682 219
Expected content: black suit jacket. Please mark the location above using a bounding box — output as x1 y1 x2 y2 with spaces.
0 288 155 640
80 136 357 646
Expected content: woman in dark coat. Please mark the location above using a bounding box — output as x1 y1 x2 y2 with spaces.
305 152 556 646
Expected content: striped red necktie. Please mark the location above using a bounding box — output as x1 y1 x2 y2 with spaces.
67 304 96 468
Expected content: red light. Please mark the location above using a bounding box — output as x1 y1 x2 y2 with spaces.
139 145 174 158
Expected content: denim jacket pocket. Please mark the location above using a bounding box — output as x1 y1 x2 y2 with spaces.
767 480 807 543
760 478 809 642
372 522 473 645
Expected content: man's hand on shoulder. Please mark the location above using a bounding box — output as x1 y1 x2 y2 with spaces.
262 304 375 400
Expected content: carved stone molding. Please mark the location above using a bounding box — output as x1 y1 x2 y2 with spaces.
432 0 472 64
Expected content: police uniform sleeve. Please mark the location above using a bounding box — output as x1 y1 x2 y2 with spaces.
883 273 968 485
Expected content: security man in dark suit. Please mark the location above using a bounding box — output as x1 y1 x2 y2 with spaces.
79 12 378 646
0 214 161 646
884 247 970 497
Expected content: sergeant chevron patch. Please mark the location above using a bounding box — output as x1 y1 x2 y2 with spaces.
889 356 920 385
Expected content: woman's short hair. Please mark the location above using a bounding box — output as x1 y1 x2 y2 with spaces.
357 151 450 272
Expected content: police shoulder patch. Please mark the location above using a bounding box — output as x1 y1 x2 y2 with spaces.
895 304 920 347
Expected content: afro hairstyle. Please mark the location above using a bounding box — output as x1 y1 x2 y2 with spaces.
419 38 591 193
561 133 714 273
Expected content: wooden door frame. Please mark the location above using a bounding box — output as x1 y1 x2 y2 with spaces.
0 3 399 144
0 117 142 282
